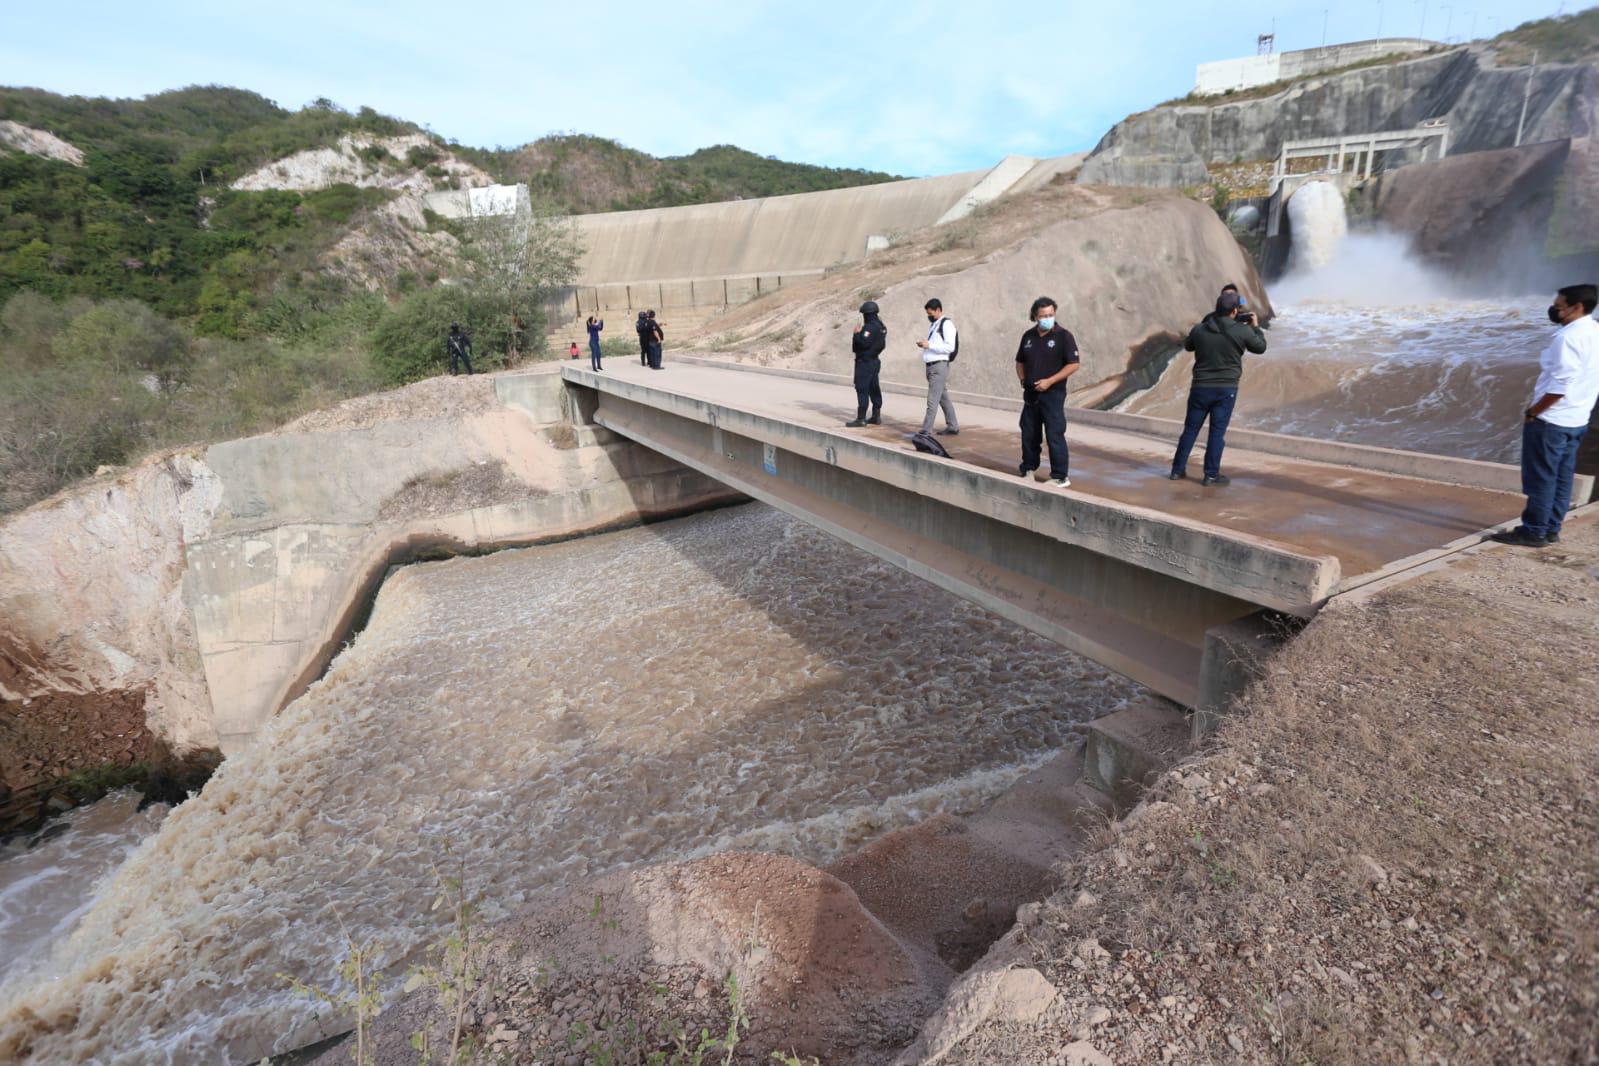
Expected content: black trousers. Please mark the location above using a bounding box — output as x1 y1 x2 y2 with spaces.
449 349 472 375
1020 388 1069 479
648 342 663 369
853 357 882 418
639 339 650 365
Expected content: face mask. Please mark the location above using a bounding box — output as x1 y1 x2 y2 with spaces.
927 315 938 323
1549 304 1564 325
1037 316 1056 331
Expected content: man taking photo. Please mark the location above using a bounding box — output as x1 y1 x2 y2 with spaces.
1492 284 1599 547
1168 290 1266 486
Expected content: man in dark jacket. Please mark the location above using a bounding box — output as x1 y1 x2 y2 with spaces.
847 300 886 426
1169 290 1267 485
645 310 664 369
446 323 473 376
636 312 652 366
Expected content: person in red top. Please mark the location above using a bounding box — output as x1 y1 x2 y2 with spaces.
568 340 580 360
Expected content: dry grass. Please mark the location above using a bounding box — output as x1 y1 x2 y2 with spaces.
942 519 1599 1064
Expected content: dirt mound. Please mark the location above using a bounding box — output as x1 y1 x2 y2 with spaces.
276 373 502 434
354 852 942 1065
917 515 1599 1064
679 184 1266 404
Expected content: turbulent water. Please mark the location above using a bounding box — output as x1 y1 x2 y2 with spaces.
1126 184 1553 462
0 507 1138 1064
0 792 170 985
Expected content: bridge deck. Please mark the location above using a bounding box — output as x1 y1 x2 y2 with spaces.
571 360 1522 583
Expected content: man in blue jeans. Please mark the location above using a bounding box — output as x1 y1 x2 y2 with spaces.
1170 291 1267 485
1492 284 1599 547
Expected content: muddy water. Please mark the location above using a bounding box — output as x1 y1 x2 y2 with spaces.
0 791 169 984
0 506 1139 1064
1122 299 1550 463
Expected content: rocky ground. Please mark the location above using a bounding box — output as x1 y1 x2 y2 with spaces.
923 516 1599 1064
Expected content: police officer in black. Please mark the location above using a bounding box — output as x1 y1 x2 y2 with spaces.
446 322 473 376
636 311 652 366
1015 296 1081 488
846 300 886 426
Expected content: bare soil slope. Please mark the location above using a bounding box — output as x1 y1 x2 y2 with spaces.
678 183 1268 406
921 516 1599 1064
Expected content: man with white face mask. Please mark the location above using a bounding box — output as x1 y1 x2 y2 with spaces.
1014 296 1080 488
1492 283 1599 547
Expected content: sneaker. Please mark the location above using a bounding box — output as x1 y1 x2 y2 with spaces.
1051 477 1071 488
1201 474 1231 486
937 427 960 436
1489 528 1548 547
1168 471 1187 481
845 418 867 428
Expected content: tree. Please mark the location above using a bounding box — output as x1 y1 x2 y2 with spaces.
457 201 582 363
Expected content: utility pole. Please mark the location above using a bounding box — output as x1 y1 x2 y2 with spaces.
1418 1 1427 40
1377 0 1384 38
1516 49 1538 147
1322 8 1330 47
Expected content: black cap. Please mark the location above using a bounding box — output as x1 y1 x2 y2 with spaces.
859 301 879 315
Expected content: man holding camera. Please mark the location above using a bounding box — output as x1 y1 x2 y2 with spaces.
1168 290 1266 486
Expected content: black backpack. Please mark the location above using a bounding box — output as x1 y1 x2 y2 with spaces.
910 431 950 458
936 318 960 362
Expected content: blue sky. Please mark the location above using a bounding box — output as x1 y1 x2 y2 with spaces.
0 0 1576 176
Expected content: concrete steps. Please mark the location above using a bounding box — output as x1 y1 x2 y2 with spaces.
1083 697 1193 813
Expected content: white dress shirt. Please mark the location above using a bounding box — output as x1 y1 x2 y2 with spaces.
1534 313 1599 429
923 316 957 365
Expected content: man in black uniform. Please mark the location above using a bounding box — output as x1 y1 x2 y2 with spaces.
446 322 473 376
636 311 651 366
846 300 886 426
646 310 664 369
1015 296 1081 488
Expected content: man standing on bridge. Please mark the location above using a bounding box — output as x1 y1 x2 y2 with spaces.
636 311 652 366
846 300 886 427
1015 297 1080 488
446 322 473 376
916 298 960 436
1492 283 1599 548
1168 290 1266 486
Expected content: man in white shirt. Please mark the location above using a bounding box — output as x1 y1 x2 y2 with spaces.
915 298 960 436
1492 284 1599 547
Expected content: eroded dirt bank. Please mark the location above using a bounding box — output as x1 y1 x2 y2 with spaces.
919 516 1599 1065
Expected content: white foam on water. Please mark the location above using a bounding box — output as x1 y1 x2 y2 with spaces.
0 506 1139 1064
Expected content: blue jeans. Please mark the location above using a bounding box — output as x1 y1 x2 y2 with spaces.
590 340 602 370
1519 418 1587 537
1171 387 1238 479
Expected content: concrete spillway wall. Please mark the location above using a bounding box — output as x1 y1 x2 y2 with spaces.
554 155 1083 319
0 370 742 755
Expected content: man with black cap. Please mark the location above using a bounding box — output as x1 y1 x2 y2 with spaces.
1169 290 1266 485
446 322 473 376
846 300 886 427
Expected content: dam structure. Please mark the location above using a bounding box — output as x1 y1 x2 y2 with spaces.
549 153 1083 323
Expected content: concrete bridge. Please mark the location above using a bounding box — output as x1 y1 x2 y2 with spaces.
533 358 1565 717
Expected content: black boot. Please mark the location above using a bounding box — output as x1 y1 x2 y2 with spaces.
865 410 882 425
846 408 867 427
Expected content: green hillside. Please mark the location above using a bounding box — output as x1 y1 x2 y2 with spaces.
0 84 900 515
